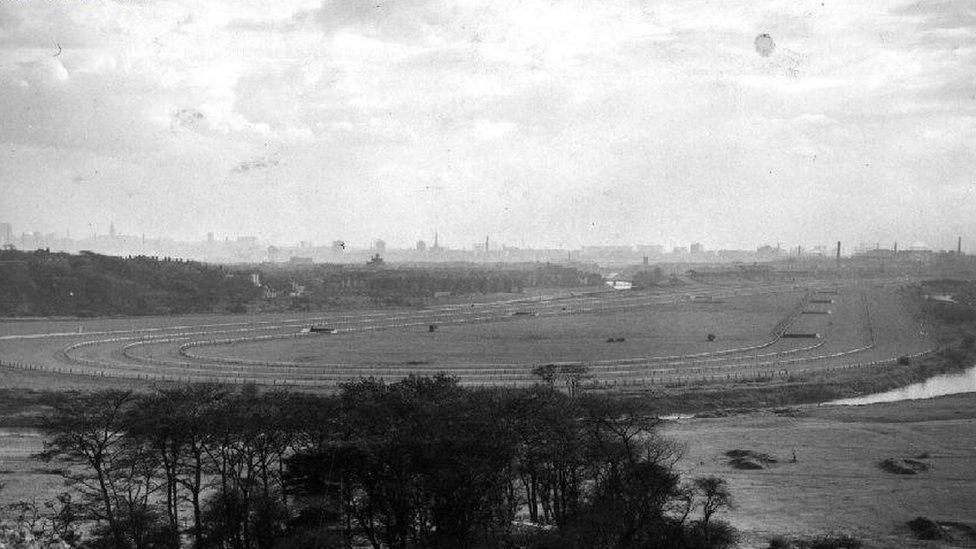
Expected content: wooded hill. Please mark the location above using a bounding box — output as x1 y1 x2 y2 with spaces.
0 249 604 317
0 249 260 317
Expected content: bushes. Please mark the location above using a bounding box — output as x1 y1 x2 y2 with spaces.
0 249 260 316
907 516 942 540
36 379 737 549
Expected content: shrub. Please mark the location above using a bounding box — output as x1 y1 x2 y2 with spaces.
907 516 942 540
878 458 928 475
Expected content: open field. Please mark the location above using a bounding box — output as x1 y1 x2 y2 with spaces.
665 392 976 548
0 279 936 389
187 291 799 366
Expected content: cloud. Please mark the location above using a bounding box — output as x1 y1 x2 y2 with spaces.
0 0 973 249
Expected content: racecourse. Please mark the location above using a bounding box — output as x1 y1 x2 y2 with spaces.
0 279 935 389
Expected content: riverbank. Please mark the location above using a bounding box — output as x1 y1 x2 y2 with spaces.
623 344 976 416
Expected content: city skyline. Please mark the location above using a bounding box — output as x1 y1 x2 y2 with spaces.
2 219 968 262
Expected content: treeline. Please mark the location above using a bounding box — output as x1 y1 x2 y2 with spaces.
631 267 668 289
0 250 603 316
257 263 604 307
0 250 260 317
13 378 736 548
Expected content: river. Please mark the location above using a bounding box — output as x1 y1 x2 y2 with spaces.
827 364 976 406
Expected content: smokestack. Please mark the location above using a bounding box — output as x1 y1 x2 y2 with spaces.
836 241 841 266
894 242 897 253
485 235 489 253
959 236 963 255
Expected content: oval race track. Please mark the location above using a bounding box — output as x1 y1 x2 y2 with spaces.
0 281 936 389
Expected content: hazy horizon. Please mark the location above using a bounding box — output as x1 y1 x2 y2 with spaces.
1 0 973 251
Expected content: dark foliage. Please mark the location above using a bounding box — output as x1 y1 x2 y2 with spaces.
907 516 943 540
0 249 259 316
32 378 736 548
0 249 603 316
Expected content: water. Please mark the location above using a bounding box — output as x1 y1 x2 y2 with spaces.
827 365 976 406
658 413 695 421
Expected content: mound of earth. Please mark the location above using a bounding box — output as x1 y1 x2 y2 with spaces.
907 516 942 540
878 458 929 475
725 449 778 470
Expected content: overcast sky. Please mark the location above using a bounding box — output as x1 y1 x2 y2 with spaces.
0 0 973 250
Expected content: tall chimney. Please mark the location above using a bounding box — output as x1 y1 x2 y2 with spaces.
959 236 963 255
836 241 841 266
894 242 897 253
485 235 489 252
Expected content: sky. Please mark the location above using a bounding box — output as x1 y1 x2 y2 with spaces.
0 0 973 251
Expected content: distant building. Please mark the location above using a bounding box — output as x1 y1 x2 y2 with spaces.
0 222 11 243
332 240 346 253
636 244 664 255
373 239 386 253
207 232 214 243
416 240 427 252
690 243 703 254
582 245 632 254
